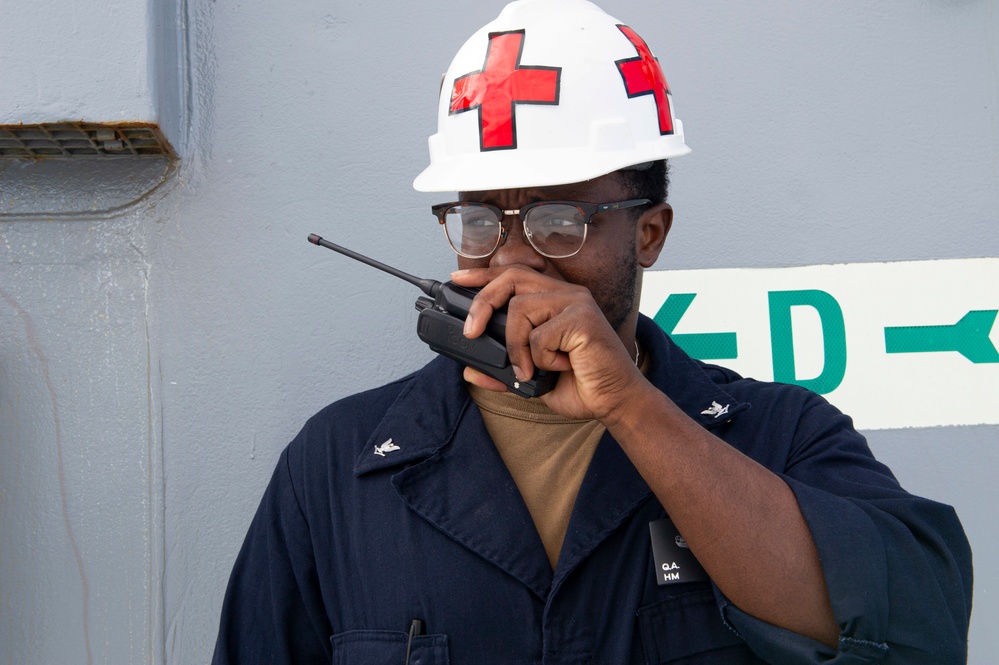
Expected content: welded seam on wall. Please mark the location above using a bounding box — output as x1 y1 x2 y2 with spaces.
182 0 194 156
0 287 93 665
125 226 166 665
0 158 179 222
151 0 193 660
138 254 167 665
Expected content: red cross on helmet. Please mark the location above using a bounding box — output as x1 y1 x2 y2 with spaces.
413 0 691 192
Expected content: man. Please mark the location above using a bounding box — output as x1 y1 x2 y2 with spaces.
213 1 972 663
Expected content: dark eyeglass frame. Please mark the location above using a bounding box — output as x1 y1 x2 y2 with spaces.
431 198 652 259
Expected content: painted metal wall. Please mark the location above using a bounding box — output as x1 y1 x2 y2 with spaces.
1 1 995 663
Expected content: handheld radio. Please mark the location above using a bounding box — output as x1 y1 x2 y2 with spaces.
307 234 558 398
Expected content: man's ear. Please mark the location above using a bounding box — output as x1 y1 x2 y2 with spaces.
636 203 672 268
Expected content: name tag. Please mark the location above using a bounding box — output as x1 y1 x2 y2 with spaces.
649 518 708 586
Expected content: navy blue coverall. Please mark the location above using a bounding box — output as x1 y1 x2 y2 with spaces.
213 315 972 664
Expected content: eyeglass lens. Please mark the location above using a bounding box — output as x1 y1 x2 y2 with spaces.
442 205 502 258
442 204 588 259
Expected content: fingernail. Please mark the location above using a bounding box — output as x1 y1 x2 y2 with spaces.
463 312 474 335
451 269 469 277
512 365 525 381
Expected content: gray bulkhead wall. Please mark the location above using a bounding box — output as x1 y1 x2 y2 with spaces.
0 1 995 663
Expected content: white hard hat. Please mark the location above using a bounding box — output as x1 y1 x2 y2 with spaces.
413 0 690 193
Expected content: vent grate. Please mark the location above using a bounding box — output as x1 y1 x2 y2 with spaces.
0 122 173 158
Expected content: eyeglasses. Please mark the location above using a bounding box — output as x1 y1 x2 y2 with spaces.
431 199 652 259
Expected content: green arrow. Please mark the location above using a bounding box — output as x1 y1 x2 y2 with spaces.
884 310 999 364
652 293 738 360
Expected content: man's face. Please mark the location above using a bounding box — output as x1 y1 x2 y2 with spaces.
457 172 642 332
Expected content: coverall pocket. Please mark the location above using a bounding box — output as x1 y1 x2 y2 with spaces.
331 630 449 665
637 588 760 664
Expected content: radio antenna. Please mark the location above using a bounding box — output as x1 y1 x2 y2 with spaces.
307 234 441 298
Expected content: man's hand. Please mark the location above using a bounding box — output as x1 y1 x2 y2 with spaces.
450 265 648 422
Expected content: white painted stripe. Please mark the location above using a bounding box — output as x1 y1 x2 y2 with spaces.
640 258 999 430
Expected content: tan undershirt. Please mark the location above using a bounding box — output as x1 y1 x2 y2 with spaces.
470 385 605 568
469 347 647 569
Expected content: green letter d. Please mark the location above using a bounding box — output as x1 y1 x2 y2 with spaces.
768 290 847 394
